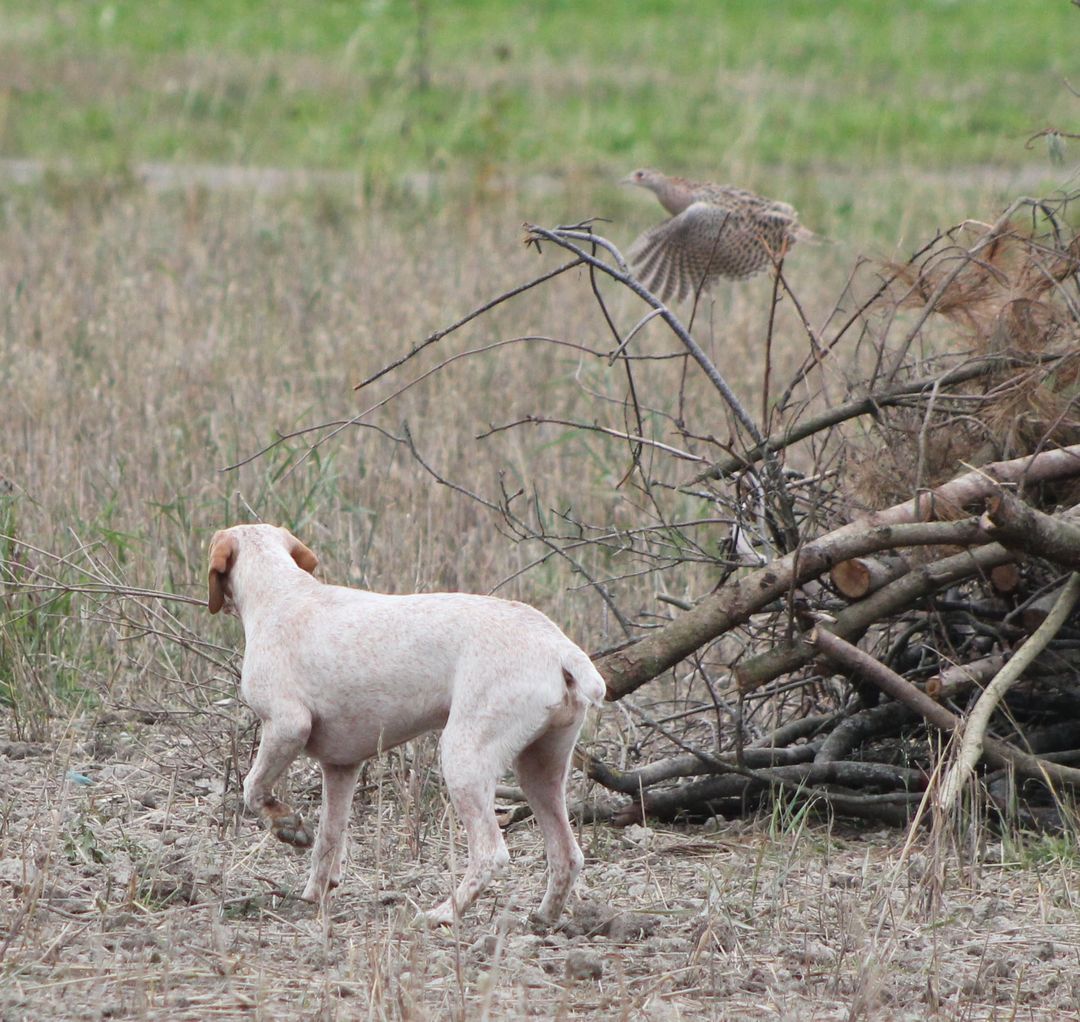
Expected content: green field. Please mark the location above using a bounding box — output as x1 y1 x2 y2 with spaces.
2 1 1076 177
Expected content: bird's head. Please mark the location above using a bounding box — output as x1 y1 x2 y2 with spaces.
620 168 662 191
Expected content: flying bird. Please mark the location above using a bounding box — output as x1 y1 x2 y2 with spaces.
622 168 809 304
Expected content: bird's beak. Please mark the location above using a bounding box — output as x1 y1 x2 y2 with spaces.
619 175 636 186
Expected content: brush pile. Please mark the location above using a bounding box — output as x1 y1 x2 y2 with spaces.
378 195 1080 833
575 196 1080 830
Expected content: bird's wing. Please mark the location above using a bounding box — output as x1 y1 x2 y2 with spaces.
627 201 776 302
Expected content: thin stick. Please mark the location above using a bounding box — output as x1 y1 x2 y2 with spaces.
762 260 782 431
353 257 584 390
477 415 705 462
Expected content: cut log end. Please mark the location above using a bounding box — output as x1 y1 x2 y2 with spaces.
990 562 1021 595
830 555 909 600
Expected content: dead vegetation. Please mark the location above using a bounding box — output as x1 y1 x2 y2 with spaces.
4 179 1080 1019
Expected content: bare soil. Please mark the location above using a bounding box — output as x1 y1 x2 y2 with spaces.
2 711 1078 1021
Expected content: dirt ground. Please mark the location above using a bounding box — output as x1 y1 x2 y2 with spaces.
1 710 1078 1022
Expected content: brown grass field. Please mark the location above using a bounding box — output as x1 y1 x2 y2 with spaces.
1 146 1079 1019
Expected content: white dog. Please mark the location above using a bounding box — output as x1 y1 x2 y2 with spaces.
208 524 605 924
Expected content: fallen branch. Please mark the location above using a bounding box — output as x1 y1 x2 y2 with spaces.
735 540 1014 693
524 222 801 550
936 571 1080 812
600 444 1080 701
809 626 1080 792
813 701 917 764
582 744 819 795
981 488 1080 569
620 761 925 828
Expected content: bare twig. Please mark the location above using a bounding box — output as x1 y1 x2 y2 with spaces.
693 354 1066 482
353 257 584 390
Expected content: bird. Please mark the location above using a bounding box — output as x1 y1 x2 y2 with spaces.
621 168 809 304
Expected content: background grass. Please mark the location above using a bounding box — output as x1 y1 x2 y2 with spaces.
1 0 1077 718
1 1 1076 178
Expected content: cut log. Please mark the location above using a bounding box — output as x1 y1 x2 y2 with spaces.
1021 579 1075 633
989 562 1021 595
830 555 909 600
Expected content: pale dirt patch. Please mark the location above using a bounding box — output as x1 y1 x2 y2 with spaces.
2 713 1078 1021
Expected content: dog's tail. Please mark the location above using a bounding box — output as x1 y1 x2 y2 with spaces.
561 647 608 708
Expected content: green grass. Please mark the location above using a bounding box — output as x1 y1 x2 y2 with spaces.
1 1 1075 176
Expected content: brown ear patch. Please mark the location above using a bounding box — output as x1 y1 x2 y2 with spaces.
289 535 318 575
207 530 238 614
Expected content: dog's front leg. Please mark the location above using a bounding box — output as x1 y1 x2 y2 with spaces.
243 705 314 848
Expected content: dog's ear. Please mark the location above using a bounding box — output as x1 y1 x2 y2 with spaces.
288 534 318 575
207 530 238 614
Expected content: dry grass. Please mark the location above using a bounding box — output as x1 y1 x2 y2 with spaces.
4 170 1080 1018
0 170 854 670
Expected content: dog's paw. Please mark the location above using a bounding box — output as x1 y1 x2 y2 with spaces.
526 909 559 934
415 903 455 928
271 812 314 848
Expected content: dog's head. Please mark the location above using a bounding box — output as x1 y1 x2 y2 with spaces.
207 525 319 615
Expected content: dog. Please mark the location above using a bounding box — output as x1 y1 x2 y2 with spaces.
207 523 605 924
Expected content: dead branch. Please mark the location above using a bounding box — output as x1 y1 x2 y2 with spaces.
981 488 1080 569
813 701 917 763
751 713 840 748
694 354 1063 483
810 626 1080 791
883 197 1062 383
582 743 818 796
523 224 764 445
621 761 925 828
735 540 1014 694
937 572 1080 812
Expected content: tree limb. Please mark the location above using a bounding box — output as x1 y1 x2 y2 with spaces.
624 761 925 827
936 571 1080 812
980 488 1080 569
809 626 1080 791
735 540 1014 693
